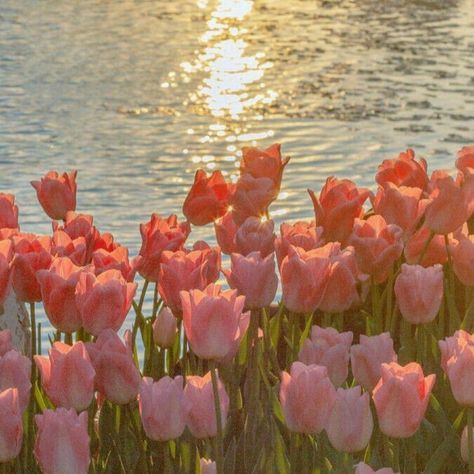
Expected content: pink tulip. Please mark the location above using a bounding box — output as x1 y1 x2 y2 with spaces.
0 330 12 356
86 330 140 405
0 349 31 413
0 239 13 305
223 251 277 309
308 177 370 244
326 386 373 453
200 458 217 474
183 169 234 226
372 362 435 438
240 143 289 197
317 242 367 313
184 371 229 438
52 229 87 266
274 220 323 268
138 376 188 441
280 245 330 313
34 408 90 474
298 325 352 387
351 333 397 391
180 284 249 360
439 331 474 406
137 213 190 282
158 246 220 313
450 233 474 286
424 176 468 234
0 388 23 462
152 307 177 349
31 170 77 220
230 174 276 225
11 233 52 302
279 362 336 434
0 193 19 230
92 245 137 282
234 216 275 258
355 463 397 474
375 149 428 190
404 225 448 267
372 183 427 236
455 146 474 173
75 268 137 336
214 211 239 255
394 264 443 324
37 256 83 333
349 215 403 284
34 341 95 411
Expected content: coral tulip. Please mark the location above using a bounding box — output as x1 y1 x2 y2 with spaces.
404 225 448 267
0 239 13 305
456 146 474 173
214 211 239 255
0 349 31 412
0 193 19 230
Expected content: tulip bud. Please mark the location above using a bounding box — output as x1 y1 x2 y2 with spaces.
152 307 177 349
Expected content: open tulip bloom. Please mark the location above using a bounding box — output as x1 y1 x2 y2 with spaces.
3 144 474 473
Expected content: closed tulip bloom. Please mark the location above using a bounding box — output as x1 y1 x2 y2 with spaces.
183 169 234 226
181 284 249 360
230 174 276 225
214 212 239 255
52 230 87 266
455 146 474 173
152 307 177 348
280 245 330 314
223 252 277 309
34 342 95 411
37 257 83 333
424 176 468 234
11 233 52 302
200 458 217 474
372 183 427 236
274 220 323 268
184 371 229 439
372 362 435 438
450 233 474 286
375 149 428 190
31 170 77 220
326 386 373 453
75 269 137 336
234 216 275 258
279 362 336 434
92 245 137 282
298 325 353 387
0 349 31 413
0 330 12 356
394 264 443 324
86 330 140 405
0 193 19 230
34 408 90 474
0 388 23 463
349 216 403 284
138 376 188 441
461 425 474 463
317 243 366 313
355 463 397 474
351 333 397 391
137 213 190 282
0 239 13 305
158 247 220 313
404 225 448 267
240 143 289 196
308 177 370 245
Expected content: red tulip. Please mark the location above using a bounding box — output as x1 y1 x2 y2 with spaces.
0 239 13 305
0 193 19 230
455 146 474 173
183 169 234 225
31 170 77 220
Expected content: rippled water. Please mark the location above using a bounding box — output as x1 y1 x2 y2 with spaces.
1 0 474 339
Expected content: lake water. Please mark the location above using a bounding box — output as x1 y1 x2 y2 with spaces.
1 0 474 340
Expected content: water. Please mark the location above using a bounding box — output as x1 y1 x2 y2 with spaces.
1 0 474 343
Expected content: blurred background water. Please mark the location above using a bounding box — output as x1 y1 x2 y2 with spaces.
1 0 474 344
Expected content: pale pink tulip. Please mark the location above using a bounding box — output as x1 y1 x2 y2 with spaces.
234 216 275 258
152 307 177 349
0 388 22 462
355 463 398 474
0 349 31 412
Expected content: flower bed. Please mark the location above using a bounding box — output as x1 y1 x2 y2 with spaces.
1 145 474 473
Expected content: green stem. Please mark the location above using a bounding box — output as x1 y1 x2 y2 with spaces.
132 280 149 349
210 361 224 474
30 302 36 359
392 437 400 472
468 408 474 474
64 332 73 345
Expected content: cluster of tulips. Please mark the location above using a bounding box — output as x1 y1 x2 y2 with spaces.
1 145 474 473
